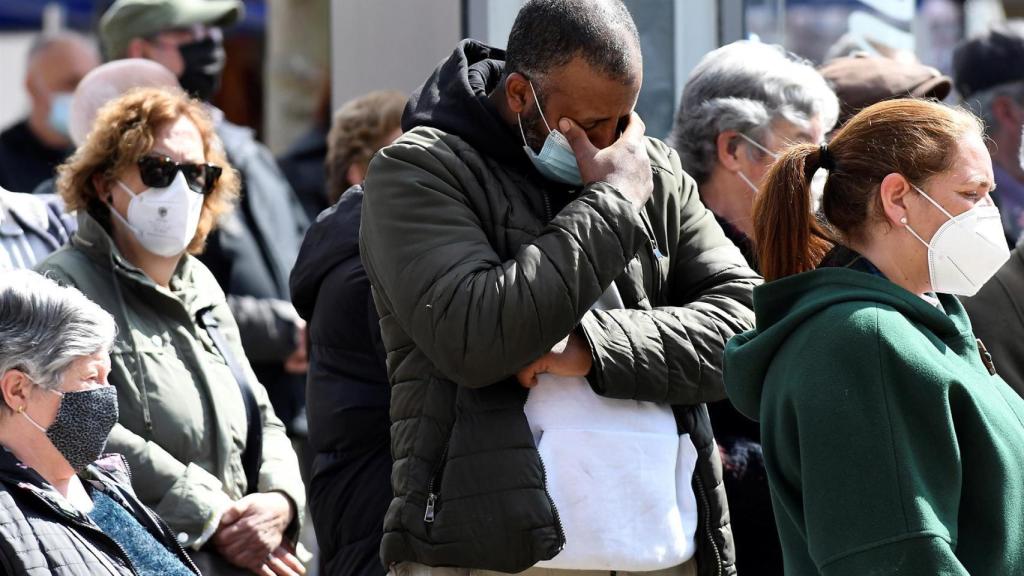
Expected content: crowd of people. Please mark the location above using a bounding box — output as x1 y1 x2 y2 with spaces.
2 0 1024 575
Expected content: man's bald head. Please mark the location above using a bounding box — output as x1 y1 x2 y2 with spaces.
69 59 180 146
505 0 642 84
25 32 100 147
26 32 100 87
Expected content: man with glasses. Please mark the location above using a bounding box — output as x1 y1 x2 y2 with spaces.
667 39 838 576
99 0 313 445
669 40 837 273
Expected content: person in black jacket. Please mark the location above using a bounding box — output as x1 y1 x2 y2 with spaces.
0 270 199 575
290 90 404 576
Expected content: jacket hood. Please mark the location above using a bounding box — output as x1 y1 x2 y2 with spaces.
403 39 530 169
725 268 965 421
290 185 363 320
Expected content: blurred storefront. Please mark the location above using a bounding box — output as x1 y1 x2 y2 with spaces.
0 1 1017 154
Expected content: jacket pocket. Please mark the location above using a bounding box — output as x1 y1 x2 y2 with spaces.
533 429 699 572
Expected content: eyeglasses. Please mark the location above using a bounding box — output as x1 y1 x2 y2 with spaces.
138 155 222 195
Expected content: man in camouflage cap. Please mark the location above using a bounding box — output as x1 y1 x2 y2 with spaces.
100 0 242 101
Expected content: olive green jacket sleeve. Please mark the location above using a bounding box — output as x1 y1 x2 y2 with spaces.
199 276 307 543
577 145 759 406
360 130 650 388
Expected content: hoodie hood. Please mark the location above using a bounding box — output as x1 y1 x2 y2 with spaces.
290 185 364 319
724 267 967 421
403 39 531 170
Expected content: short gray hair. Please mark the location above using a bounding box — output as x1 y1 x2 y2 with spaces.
669 40 839 185
0 270 116 393
962 80 1024 139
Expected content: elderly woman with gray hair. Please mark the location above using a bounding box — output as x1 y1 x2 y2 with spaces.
669 40 838 270
667 39 838 576
0 269 199 575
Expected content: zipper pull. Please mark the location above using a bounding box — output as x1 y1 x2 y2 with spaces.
424 493 437 523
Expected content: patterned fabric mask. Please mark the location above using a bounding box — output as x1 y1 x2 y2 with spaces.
22 385 119 472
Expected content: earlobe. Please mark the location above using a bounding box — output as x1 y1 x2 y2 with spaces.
505 73 530 115
92 174 111 204
879 172 913 226
0 370 29 414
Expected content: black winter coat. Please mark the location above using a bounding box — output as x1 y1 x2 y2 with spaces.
291 186 391 576
0 450 198 575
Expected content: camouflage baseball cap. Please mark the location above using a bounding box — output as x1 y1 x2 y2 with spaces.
99 0 244 59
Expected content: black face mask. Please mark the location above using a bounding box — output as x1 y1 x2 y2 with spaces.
178 35 226 102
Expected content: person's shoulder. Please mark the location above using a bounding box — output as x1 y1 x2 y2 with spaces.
367 127 471 187
34 245 93 287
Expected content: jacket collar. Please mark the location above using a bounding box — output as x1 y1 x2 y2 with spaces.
71 210 219 312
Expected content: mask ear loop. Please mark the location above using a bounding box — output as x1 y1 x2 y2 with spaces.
527 80 554 134
911 184 956 219
737 132 780 161
737 170 759 194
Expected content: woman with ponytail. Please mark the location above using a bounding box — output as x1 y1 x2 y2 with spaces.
724 98 1024 575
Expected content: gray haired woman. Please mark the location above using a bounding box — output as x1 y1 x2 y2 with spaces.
0 269 199 575
669 39 838 270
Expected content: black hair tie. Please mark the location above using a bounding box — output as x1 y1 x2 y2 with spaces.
819 144 836 171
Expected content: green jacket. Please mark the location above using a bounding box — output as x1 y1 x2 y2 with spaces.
724 267 1024 575
360 42 758 574
35 212 305 547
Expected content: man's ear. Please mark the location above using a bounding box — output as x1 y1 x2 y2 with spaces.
505 72 532 116
716 130 743 172
125 38 149 60
992 95 1024 134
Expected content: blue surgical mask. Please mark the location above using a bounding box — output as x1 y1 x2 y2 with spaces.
47 92 73 139
518 81 583 186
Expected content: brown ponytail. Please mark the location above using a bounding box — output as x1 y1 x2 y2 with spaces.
753 144 834 282
753 98 983 282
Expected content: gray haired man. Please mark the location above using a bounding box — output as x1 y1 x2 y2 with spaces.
667 39 838 576
669 40 838 271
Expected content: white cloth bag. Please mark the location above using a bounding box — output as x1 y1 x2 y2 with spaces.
524 285 698 571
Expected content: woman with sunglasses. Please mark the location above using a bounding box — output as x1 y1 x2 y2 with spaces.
35 87 307 576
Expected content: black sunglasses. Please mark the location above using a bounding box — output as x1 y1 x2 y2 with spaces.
138 155 222 195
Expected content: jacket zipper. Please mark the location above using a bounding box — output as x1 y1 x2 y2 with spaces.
424 439 450 524
141 502 202 574
693 473 723 576
537 451 566 550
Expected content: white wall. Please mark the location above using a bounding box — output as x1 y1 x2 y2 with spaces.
331 0 463 111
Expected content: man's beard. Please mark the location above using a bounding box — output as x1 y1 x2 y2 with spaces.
520 102 550 153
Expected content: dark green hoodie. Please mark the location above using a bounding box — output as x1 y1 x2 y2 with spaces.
724 267 1024 576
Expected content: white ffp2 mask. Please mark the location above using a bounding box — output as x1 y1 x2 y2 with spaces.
109 171 204 257
904 185 1010 297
